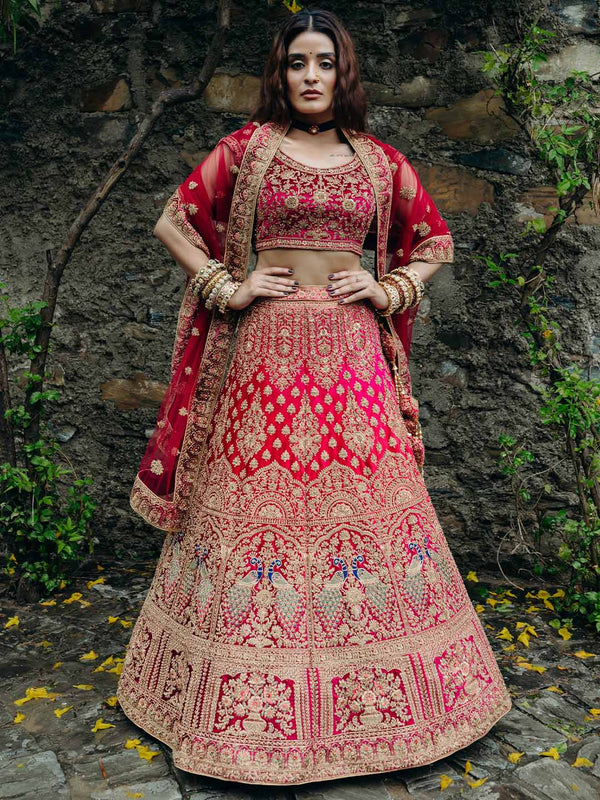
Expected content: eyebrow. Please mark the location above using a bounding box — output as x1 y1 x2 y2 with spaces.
288 52 336 59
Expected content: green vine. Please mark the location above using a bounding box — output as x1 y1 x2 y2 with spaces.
479 22 600 629
0 282 97 598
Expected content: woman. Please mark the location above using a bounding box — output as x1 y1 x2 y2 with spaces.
116 9 512 786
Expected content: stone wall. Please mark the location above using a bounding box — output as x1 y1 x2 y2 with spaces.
1 0 599 570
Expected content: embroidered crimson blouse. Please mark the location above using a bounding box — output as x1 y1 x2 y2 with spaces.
253 149 376 256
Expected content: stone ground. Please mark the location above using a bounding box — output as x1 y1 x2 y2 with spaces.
1 560 599 800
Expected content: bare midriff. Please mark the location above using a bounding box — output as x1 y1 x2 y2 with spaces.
255 248 364 286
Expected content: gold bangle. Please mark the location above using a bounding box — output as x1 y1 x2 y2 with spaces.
201 269 228 300
215 280 241 313
205 273 231 309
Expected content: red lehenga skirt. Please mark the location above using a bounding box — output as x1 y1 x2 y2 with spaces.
116 285 512 785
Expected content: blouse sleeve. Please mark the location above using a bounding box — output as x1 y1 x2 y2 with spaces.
393 153 454 265
159 139 237 260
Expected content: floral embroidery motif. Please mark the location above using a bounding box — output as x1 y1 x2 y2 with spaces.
398 185 417 199
332 668 413 733
150 459 164 475
213 672 296 737
188 181 198 189
413 221 432 237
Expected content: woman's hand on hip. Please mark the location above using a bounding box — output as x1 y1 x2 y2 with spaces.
327 269 389 310
227 266 299 311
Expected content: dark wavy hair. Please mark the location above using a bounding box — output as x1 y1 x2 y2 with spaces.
248 9 368 133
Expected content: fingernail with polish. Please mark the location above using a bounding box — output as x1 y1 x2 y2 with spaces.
288 269 294 273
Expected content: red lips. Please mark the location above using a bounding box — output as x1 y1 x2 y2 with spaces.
301 90 322 96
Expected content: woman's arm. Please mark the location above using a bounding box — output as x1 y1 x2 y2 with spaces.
153 213 210 279
406 260 444 283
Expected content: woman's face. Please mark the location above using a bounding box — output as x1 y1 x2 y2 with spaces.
285 30 337 120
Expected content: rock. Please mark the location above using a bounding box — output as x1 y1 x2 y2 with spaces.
385 6 441 28
124 322 159 341
549 1 600 34
203 73 261 114
365 77 439 108
100 372 167 410
79 78 132 112
439 360 468 388
412 160 494 215
91 779 182 799
0 749 69 799
455 148 532 176
517 186 600 227
515 758 600 799
535 43 600 82
426 89 521 142
493 707 567 754
398 28 450 63
91 0 150 11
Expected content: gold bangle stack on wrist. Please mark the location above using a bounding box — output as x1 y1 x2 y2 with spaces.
190 258 241 313
376 267 426 317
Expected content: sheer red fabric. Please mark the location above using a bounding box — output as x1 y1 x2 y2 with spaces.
130 121 454 532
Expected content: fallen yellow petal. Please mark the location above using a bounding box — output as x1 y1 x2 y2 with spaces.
507 752 525 763
466 571 478 582
54 706 73 718
572 651 595 659
14 687 59 705
125 793 144 799
475 604 485 613
517 631 530 647
486 597 498 607
497 627 514 641
136 745 160 762
504 590 518 598
4 616 19 629
588 708 600 716
545 686 564 693
13 712 25 723
558 628 572 640
552 589 565 598
125 738 142 749
62 592 83 604
107 616 120 624
106 663 123 675
73 684 94 690
466 777 489 788
463 760 472 776
105 695 119 707
120 620 133 628
571 757 593 768
543 599 555 610
86 577 106 589
539 748 561 760
526 605 541 612
79 650 98 661
53 662 62 670
39 599 57 606
537 590 551 599
439 775 454 790
91 717 116 732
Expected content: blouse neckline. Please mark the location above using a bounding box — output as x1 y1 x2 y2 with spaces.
274 148 360 174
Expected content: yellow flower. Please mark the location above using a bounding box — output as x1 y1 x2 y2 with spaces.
539 748 561 760
91 717 115 733
439 775 454 790
542 329 552 338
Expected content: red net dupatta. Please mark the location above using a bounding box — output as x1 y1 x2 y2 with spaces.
129 121 454 532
